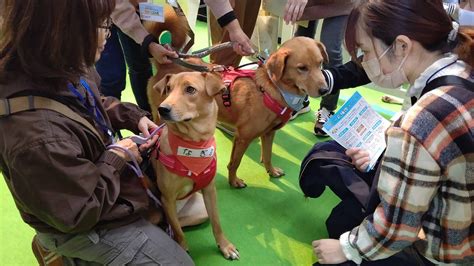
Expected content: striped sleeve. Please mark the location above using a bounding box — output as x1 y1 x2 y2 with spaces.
342 127 441 261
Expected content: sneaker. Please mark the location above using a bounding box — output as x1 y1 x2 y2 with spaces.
216 122 235 136
289 96 311 120
314 107 334 137
289 105 311 120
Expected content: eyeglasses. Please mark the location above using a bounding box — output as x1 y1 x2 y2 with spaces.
98 18 113 39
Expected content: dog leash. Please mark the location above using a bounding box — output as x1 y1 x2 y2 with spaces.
158 30 217 72
107 126 174 238
129 124 165 145
176 41 234 59
106 145 163 207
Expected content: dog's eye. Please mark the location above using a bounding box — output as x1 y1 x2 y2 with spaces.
297 65 308 72
185 86 196 94
165 85 171 94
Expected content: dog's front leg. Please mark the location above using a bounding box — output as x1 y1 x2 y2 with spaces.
261 131 285 177
228 136 251 188
161 194 188 251
201 181 239 260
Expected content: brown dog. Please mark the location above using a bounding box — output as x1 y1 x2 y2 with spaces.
149 71 239 260
148 37 329 188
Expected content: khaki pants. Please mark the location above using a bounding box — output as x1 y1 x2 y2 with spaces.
209 0 262 67
36 218 194 265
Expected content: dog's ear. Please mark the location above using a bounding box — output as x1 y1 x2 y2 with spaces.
153 74 173 96
202 72 225 97
315 40 329 64
266 48 290 82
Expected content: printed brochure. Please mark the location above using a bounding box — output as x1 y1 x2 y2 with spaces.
323 91 391 170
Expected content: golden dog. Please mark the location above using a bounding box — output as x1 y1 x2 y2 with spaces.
150 72 239 259
142 3 329 187
148 37 329 188
215 37 329 187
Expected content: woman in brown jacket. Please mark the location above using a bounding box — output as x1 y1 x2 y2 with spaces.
0 0 193 264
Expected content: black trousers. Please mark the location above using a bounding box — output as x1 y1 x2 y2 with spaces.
300 141 375 238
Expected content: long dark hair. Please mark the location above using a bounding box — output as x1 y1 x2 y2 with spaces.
0 0 115 86
345 0 474 66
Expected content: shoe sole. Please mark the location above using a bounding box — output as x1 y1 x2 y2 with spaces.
313 132 329 137
289 106 311 121
313 128 329 137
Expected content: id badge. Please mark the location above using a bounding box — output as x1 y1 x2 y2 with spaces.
139 0 165 22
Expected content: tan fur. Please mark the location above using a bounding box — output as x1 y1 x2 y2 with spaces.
150 72 238 258
148 39 328 188
145 13 328 188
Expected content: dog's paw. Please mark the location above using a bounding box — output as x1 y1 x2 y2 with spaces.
218 243 240 260
268 167 285 178
229 178 247 189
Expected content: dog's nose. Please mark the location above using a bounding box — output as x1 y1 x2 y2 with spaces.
158 105 171 117
319 87 330 96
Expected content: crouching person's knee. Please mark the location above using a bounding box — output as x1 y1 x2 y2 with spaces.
299 141 348 198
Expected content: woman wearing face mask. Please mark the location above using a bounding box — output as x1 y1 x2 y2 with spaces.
303 0 474 265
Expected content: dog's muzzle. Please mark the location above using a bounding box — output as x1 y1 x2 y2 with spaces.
158 105 172 120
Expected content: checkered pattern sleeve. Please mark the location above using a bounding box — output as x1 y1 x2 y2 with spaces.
342 84 474 264
348 126 441 260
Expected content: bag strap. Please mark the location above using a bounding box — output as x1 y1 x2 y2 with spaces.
411 75 474 105
0 96 104 145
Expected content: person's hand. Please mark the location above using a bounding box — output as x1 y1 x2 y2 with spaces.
148 42 178 64
110 138 142 163
225 20 255 56
313 239 348 264
284 0 308 24
137 116 157 137
346 148 371 172
137 116 159 151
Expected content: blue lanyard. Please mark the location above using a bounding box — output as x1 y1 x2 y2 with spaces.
67 78 114 143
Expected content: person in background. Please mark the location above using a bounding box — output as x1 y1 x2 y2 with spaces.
310 0 473 265
0 0 194 264
99 0 254 112
208 0 259 67
95 25 127 101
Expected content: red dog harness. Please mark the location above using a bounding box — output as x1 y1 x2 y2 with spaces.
262 91 293 129
220 67 256 107
221 67 256 88
153 127 217 200
220 67 293 128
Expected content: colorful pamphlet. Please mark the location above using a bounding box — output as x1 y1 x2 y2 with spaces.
323 91 391 171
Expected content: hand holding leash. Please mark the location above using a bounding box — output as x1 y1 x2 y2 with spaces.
149 42 178 64
225 20 255 56
130 124 163 146
108 138 142 164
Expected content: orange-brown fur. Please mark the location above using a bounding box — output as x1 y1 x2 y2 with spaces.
146 10 329 188
151 72 238 258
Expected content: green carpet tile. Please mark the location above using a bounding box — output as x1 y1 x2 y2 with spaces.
0 20 403 265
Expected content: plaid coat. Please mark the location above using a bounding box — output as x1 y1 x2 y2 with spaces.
342 56 474 264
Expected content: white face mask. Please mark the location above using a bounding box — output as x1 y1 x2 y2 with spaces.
361 44 409 88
